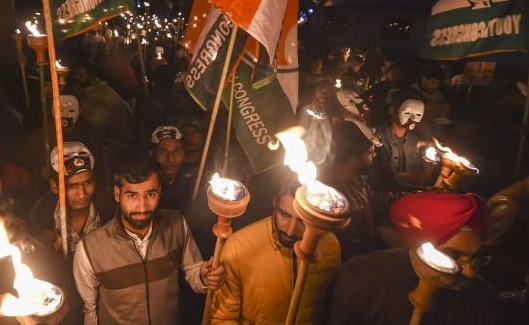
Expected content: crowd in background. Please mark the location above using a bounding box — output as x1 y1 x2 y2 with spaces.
0 21 529 324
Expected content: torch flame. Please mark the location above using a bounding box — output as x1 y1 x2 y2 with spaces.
431 138 479 173
275 127 317 186
55 60 69 71
210 173 244 201
25 21 42 36
424 147 439 162
418 242 459 274
0 220 62 316
275 127 347 214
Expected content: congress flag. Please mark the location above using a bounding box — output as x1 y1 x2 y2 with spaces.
421 0 529 60
50 0 135 42
209 0 287 64
184 0 298 172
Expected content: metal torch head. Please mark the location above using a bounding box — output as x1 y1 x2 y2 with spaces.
207 175 251 218
292 184 351 232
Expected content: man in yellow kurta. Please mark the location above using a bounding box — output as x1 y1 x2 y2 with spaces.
210 178 341 324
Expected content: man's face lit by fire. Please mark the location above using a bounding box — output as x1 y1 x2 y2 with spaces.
273 194 305 248
436 229 483 290
397 99 425 130
114 172 160 235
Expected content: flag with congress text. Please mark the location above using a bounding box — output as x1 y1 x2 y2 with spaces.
421 0 529 60
184 0 298 172
50 0 135 42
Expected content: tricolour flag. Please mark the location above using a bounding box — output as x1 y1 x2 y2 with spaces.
209 0 287 64
184 0 298 172
421 0 529 60
50 0 135 42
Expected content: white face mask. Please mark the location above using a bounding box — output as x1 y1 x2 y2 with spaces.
397 99 424 130
59 95 80 128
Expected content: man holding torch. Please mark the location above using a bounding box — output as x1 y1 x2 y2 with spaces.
371 88 437 191
209 171 341 324
73 154 224 324
326 192 501 325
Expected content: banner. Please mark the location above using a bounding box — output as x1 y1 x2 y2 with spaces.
184 1 298 172
50 0 135 42
209 0 287 63
421 0 529 60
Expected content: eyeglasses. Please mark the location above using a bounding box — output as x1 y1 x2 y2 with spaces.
456 255 493 269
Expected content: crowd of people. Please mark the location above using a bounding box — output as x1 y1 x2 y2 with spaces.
0 26 528 325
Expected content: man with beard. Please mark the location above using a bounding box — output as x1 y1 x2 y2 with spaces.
73 154 224 325
372 88 436 191
319 118 404 259
209 173 341 324
326 192 501 325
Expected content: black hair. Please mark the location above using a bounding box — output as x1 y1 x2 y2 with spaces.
152 65 176 91
421 64 445 80
72 59 96 76
112 153 159 187
387 87 425 109
331 120 373 165
314 79 334 91
269 165 301 200
351 55 365 64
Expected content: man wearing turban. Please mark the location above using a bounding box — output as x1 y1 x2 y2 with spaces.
325 192 501 325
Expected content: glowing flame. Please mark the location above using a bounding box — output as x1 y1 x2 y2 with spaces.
275 127 316 186
55 60 68 71
424 147 439 162
25 21 42 36
210 173 244 201
0 221 62 316
417 242 459 274
431 138 479 173
276 127 347 214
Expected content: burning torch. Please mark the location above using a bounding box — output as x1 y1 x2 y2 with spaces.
408 242 460 325
201 173 250 325
0 220 66 324
275 127 351 325
423 138 479 190
55 60 70 90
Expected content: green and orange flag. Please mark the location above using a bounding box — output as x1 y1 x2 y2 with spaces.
421 0 529 60
50 0 135 42
184 0 299 173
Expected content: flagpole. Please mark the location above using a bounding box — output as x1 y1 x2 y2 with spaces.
192 25 239 201
223 75 236 176
41 0 68 256
135 26 149 96
514 59 529 180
